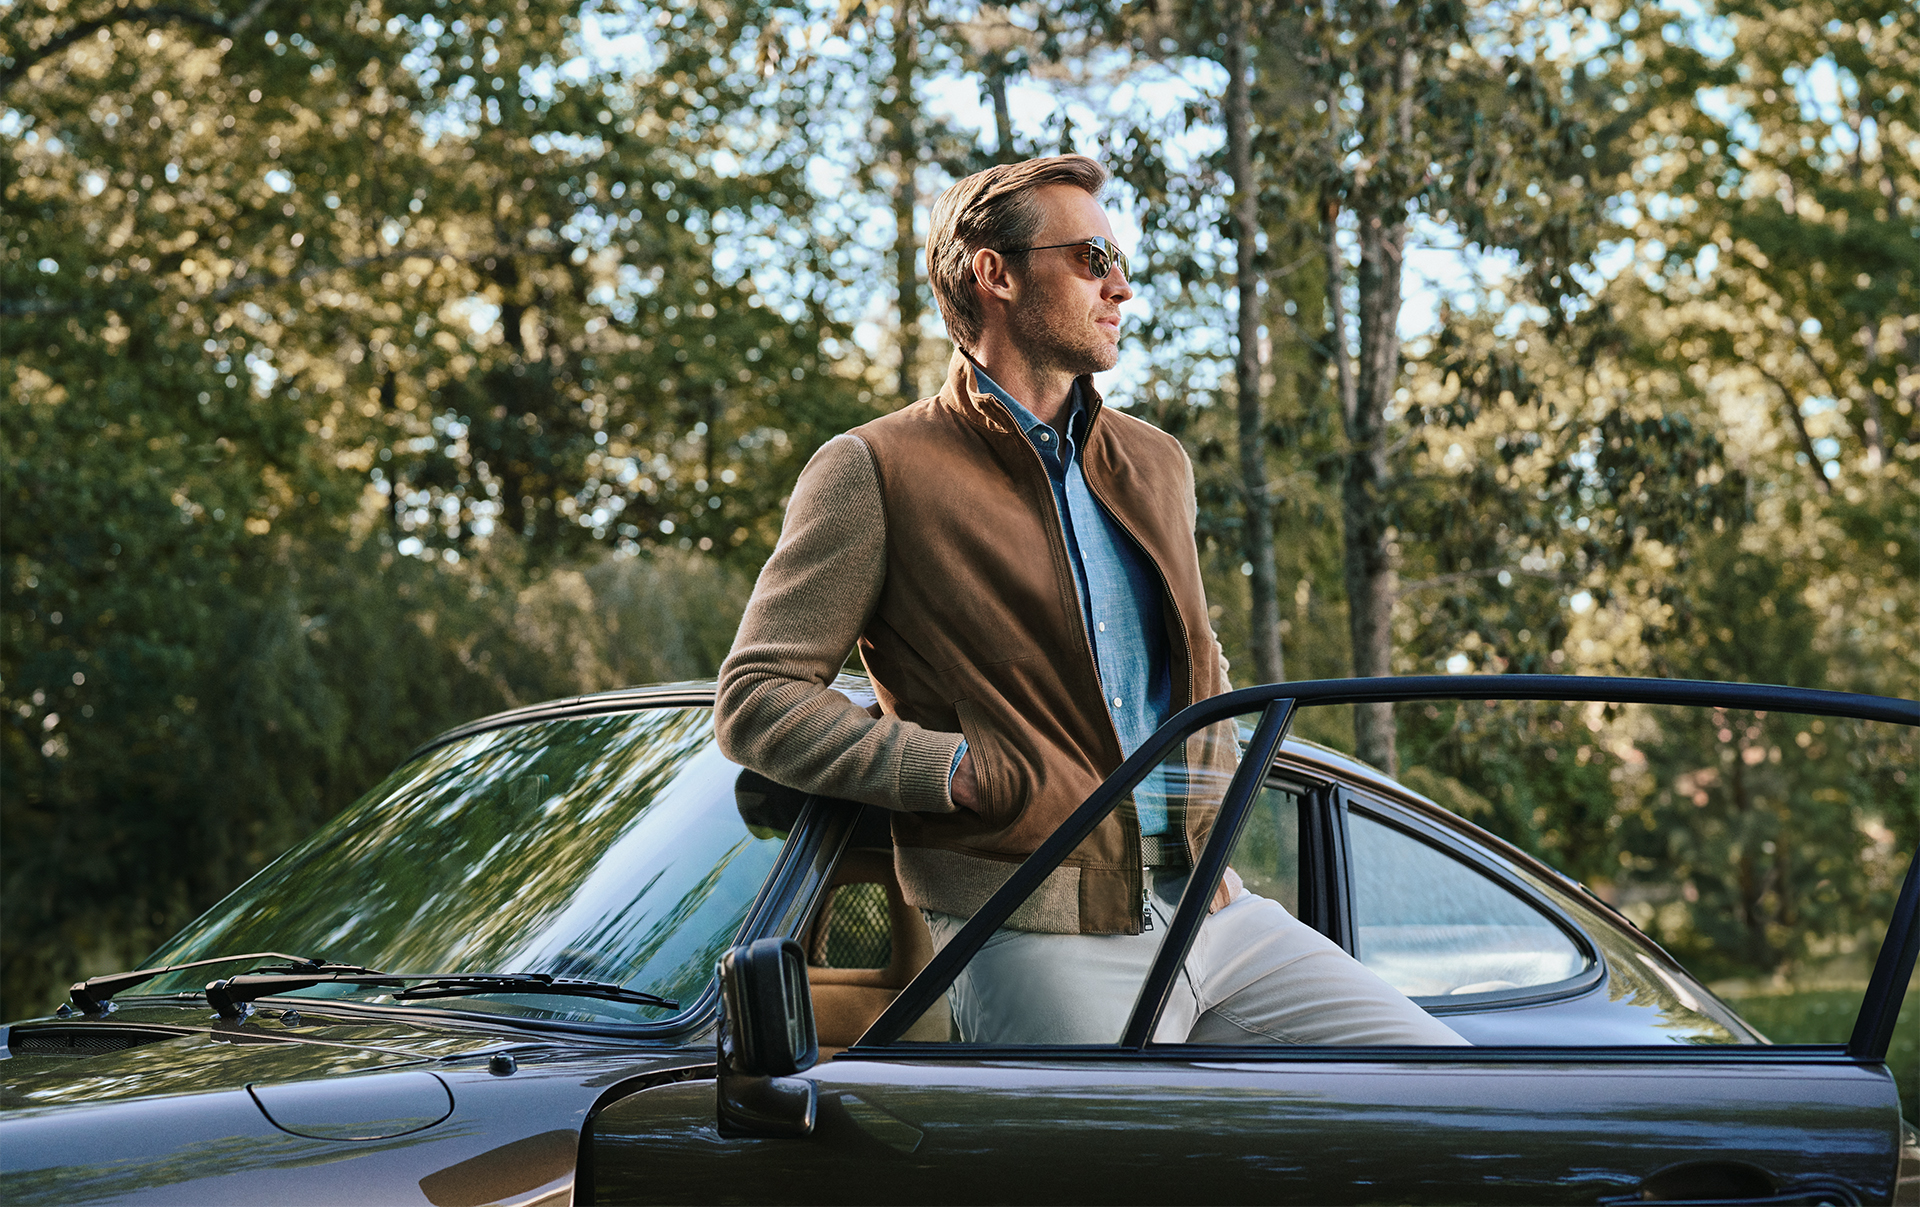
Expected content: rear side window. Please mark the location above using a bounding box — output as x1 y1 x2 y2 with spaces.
1347 811 1589 998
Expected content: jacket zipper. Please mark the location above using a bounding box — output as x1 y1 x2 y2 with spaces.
976 383 1177 934
1086 467 1193 931
978 390 1123 754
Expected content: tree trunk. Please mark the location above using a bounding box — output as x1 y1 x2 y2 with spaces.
986 56 1015 163
1343 205 1403 775
888 5 921 401
1757 367 1831 495
1327 209 1399 773
1225 0 1283 686
1325 23 1418 776
379 368 404 538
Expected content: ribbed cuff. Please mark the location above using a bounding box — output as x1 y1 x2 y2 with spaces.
897 728 965 814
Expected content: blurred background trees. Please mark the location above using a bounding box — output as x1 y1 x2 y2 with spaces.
3 0 1914 1032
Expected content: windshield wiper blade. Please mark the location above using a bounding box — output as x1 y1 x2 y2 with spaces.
205 970 679 1021
390 974 680 1011
66 952 340 1016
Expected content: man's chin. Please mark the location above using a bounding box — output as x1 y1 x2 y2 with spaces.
1072 334 1122 376
1022 327 1121 378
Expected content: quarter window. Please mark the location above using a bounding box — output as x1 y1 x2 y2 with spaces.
1346 810 1589 998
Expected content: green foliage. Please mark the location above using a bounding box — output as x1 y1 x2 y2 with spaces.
0 0 859 1019
1399 700 1625 885
3 0 1913 1026
1397 572 1915 984
1618 706 1914 979
1722 983 1919 1121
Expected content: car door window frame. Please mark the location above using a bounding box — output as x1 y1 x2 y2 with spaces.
682 792 863 1038
1119 702 1296 1047
846 675 1918 1064
1296 782 1353 951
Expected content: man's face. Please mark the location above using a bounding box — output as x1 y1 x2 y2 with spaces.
1000 185 1134 376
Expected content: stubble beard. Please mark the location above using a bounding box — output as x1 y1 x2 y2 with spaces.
1008 276 1119 379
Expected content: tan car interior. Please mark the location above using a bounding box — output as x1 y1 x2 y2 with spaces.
804 847 952 1051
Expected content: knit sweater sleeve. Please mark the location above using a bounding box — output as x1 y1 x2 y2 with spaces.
714 434 962 814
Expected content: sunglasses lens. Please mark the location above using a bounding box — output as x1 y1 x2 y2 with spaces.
1087 240 1128 282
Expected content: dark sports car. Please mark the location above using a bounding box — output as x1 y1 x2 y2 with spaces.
3 675 1915 1205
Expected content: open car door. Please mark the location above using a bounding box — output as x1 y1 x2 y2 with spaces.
585 676 1919 1206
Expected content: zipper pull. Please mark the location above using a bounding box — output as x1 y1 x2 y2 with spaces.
1141 881 1154 932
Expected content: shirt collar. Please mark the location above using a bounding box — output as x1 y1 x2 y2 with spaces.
968 360 1086 446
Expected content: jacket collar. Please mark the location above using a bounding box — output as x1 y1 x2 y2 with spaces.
941 350 1105 440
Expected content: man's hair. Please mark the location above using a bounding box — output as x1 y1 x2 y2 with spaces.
926 155 1108 352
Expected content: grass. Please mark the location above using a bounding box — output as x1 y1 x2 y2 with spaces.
1719 982 1920 1123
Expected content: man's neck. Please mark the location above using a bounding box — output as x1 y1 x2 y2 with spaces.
967 342 1077 430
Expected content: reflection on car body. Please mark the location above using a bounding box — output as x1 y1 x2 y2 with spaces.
1 675 1915 1205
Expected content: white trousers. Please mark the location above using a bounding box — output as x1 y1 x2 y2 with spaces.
925 871 1469 1046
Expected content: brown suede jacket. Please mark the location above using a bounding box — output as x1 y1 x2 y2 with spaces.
715 352 1232 934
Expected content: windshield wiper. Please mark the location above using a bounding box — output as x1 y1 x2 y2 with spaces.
65 953 353 1016
205 970 679 1021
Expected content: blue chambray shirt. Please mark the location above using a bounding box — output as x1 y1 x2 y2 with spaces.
955 364 1175 835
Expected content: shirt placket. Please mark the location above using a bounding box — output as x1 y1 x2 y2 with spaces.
1050 420 1153 930
1058 420 1170 921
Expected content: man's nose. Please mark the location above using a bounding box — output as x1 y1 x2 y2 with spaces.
1103 273 1133 303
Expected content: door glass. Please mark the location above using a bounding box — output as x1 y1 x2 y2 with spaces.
1346 810 1588 997
1174 783 1468 1047
898 711 1257 1046
1227 783 1301 916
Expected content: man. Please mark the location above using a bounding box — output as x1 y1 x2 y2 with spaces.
716 155 1462 1047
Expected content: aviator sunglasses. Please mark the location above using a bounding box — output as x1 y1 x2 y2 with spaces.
1001 236 1131 283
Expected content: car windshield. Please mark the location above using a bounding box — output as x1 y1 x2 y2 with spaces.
137 706 781 1027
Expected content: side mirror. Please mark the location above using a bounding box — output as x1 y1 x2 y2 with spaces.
715 938 818 1137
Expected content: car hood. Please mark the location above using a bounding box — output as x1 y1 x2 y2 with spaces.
1 1002 714 1207
1 1001 517 1114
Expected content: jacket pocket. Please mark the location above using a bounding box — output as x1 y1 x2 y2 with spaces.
952 699 999 821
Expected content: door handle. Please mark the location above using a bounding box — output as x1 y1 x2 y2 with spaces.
1598 1161 1860 1207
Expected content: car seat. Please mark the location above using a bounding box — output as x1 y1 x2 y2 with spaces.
805 847 953 1051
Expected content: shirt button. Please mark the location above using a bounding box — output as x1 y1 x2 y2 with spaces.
1097 622 1106 632
1038 431 1051 442
1112 697 1123 708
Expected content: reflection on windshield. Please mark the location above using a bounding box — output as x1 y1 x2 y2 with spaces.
140 708 780 1025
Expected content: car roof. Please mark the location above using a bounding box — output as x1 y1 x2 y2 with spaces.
407 680 722 759
407 675 1645 957
411 677 1414 800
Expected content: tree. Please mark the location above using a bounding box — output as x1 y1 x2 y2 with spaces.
1097 0 1642 766
0 0 869 1018
1592 0 1918 702
1223 0 1285 684
884 0 928 400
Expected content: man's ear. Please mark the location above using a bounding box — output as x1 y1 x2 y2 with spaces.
970 246 1018 304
